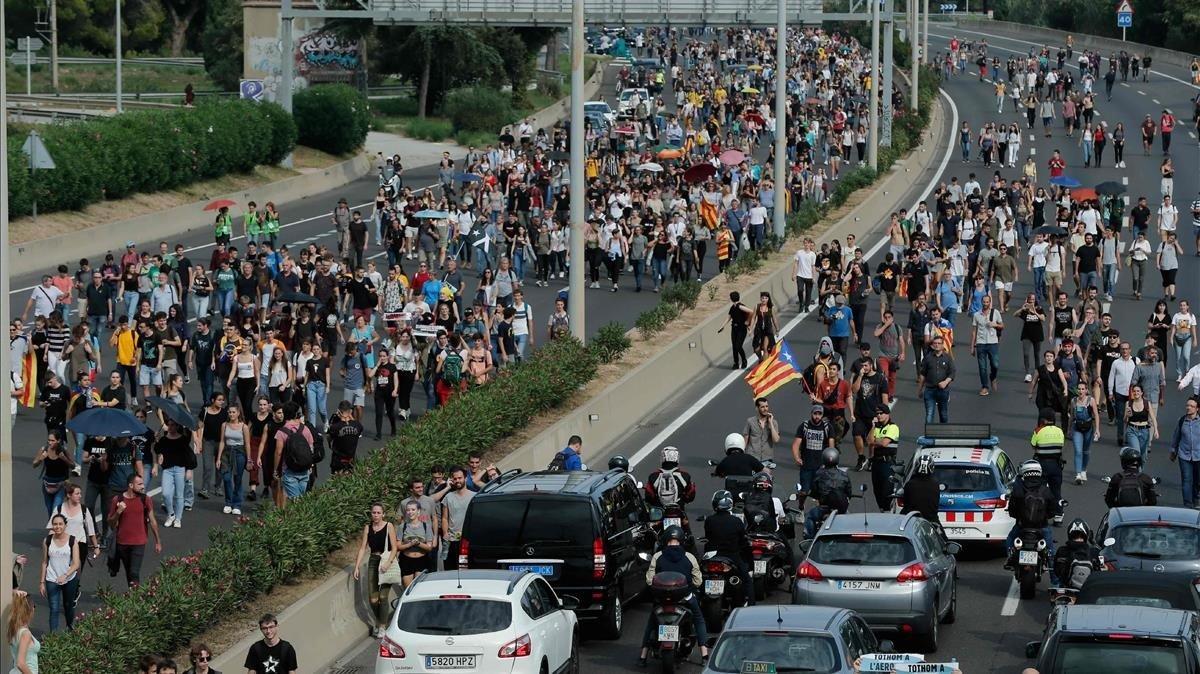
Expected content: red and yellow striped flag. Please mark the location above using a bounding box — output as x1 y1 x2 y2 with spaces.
17 350 38 408
744 340 802 399
699 198 719 230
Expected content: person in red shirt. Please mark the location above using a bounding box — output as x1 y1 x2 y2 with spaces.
410 261 433 298
1048 150 1066 178
1141 114 1156 154
1159 109 1176 154
106 473 162 587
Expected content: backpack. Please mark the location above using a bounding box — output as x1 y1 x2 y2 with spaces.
283 425 318 472
743 490 774 529
653 469 685 507
442 351 464 385
1019 489 1048 525
1115 471 1146 507
550 313 570 340
547 450 569 471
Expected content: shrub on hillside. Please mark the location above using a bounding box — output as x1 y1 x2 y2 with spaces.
293 84 371 155
259 102 300 166
443 86 516 133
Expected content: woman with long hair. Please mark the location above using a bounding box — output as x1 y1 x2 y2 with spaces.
1123 383 1159 463
227 344 260 418
1068 381 1101 484
749 292 780 360
33 430 73 517
396 500 434 588
40 513 81 632
45 483 97 580
216 404 250 516
265 347 293 405
1029 350 1069 429
6 593 39 674
352 503 400 638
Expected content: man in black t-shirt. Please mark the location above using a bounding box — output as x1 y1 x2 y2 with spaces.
189 317 218 407
100 370 127 410
327 400 364 472
82 435 112 537
1130 196 1151 237
1073 232 1101 295
39 373 70 438
244 614 298 674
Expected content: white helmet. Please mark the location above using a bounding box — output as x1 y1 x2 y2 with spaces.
724 432 747 454
661 446 680 465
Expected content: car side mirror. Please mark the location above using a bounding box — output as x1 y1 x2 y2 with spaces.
1103 537 1116 547
878 639 895 654
799 539 814 555
946 542 962 556
1025 641 1041 658
560 594 580 611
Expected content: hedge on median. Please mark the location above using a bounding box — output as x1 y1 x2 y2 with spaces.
6 99 297 218
293 83 371 156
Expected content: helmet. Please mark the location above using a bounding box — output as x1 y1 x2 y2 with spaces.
724 433 747 454
1019 459 1043 480
1066 518 1092 544
661 446 680 466
1119 446 1143 471
608 455 630 472
915 454 936 476
712 489 734 513
821 447 840 467
662 525 686 545
752 471 773 492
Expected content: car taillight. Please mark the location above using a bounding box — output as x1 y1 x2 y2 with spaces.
458 538 470 569
975 496 1006 509
751 538 782 553
379 635 406 659
705 560 732 574
593 537 606 581
797 561 824 581
1107 633 1135 640
894 497 905 509
1104 561 1118 571
896 562 929 583
498 633 532 658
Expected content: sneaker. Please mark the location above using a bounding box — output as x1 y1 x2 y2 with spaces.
173 519 182 528
1024 373 1033 383
164 516 176 528
247 490 257 502
1080 471 1087 483
558 272 565 279
854 456 867 471
184 376 191 384
184 504 193 512
130 398 138 407
72 466 82 476
1074 473 1083 485
232 508 242 515
197 491 210 500
222 505 232 514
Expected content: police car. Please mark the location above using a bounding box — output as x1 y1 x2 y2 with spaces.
893 425 1017 544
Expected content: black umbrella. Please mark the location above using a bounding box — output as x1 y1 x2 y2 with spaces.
147 396 198 430
65 408 148 437
1035 225 1069 238
1094 181 1127 196
548 151 570 161
276 291 321 305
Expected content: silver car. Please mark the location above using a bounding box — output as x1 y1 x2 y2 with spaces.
791 512 960 653
701 606 894 674
1097 506 1200 574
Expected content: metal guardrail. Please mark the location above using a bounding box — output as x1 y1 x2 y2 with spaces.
16 55 205 67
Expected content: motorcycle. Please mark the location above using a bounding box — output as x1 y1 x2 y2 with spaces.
647 571 697 674
1011 499 1069 600
746 510 794 601
697 547 742 634
649 505 697 554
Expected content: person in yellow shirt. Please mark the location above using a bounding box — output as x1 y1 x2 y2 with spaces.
585 154 600 180
108 315 140 405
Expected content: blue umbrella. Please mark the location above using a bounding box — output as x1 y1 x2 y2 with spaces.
1049 175 1081 188
413 209 451 219
65 407 148 438
454 172 483 183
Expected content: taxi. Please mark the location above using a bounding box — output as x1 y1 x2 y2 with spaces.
893 425 1017 544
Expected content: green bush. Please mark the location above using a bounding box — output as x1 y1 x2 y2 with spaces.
662 280 702 311
5 99 295 217
443 86 516 133
405 117 454 142
293 84 371 155
373 96 419 117
38 337 598 672
590 321 632 363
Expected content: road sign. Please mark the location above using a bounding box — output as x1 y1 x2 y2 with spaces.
1115 0 1133 13
1117 11 1132 27
8 52 36 66
17 36 44 52
21 132 56 171
240 79 266 102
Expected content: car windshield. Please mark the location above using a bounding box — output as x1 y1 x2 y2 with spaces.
708 633 840 673
466 499 593 548
395 599 512 636
1112 525 1200 560
934 465 997 493
1092 596 1176 609
1053 640 1185 673
809 535 916 566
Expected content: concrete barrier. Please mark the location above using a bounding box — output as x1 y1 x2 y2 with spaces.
9 152 374 278
950 17 1199 72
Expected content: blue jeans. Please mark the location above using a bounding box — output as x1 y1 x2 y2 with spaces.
513 249 526 279
515 334 529 361
282 468 310 500
961 140 971 161
1081 141 1093 165
1102 263 1116 296
1071 429 1093 473
1033 267 1046 303
1125 426 1151 464
1175 336 1193 380
652 258 669 289
123 291 139 322
976 343 999 389
1078 270 1099 294
215 288 235 317
43 480 66 517
45 576 79 632
1180 458 1200 507
87 315 106 346
306 381 328 428
222 449 247 508
197 366 215 409
162 466 187 520
923 387 950 423
630 259 645 289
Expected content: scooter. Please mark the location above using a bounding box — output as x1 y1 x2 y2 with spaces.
649 505 697 554
647 571 697 674
746 510 794 601
1011 499 1069 600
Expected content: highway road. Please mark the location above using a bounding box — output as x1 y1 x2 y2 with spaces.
331 24 1200 673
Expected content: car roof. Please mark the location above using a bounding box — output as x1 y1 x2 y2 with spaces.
1057 605 1192 635
1078 571 1200 609
1108 506 1200 526
820 512 922 535
477 468 624 497
725 605 850 632
404 570 532 599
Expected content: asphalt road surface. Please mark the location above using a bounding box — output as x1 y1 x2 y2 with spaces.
333 24 1200 674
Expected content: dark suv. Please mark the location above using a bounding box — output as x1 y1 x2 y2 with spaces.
1026 604 1200 673
459 469 656 639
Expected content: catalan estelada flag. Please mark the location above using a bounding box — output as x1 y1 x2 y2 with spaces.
17 350 38 408
744 340 801 398
699 198 719 230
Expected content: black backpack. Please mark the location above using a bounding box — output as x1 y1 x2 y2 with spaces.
1115 471 1146 507
1019 489 1048 525
546 451 568 471
743 491 774 529
284 424 322 472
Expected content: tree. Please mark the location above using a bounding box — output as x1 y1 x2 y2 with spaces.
372 25 504 116
201 0 243 90
161 0 206 56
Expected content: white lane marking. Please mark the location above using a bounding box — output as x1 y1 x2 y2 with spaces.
1121 82 1130 88
1001 578 1021 616
628 88 961 469
1153 98 1161 104
1028 133 1035 141
1030 147 1036 156
1138 90 1147 96
1122 176 1129 185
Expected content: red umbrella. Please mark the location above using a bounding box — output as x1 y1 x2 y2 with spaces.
1071 188 1098 202
204 198 237 211
719 149 745 166
683 163 717 184
743 111 765 125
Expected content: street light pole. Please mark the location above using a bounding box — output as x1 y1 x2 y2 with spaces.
773 0 787 238
568 0 585 341
910 0 919 112
922 0 929 65
115 0 123 112
868 0 880 170
1 4 15 671
280 0 295 169
881 8 894 148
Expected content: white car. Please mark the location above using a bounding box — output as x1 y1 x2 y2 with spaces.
376 569 580 674
583 101 616 124
617 87 650 115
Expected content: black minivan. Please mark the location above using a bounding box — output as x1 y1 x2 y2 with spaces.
459 469 656 639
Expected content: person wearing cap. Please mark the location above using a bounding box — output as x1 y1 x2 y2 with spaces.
792 404 836 501
867 406 901 511
120 242 140 271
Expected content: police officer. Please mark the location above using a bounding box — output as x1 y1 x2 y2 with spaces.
714 432 765 478
791 405 836 505
1030 407 1067 524
1104 447 1158 508
805 448 852 538
639 526 709 666
1052 518 1101 590
868 405 901 512
702 490 754 607
1006 460 1061 579
900 454 941 523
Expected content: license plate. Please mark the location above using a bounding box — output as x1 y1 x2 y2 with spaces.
1019 550 1039 565
425 655 477 669
663 517 682 529
945 527 972 537
705 579 726 595
658 624 680 642
754 560 768 575
507 564 554 576
837 580 883 590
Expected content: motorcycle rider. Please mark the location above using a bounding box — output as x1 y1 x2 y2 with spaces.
1030 407 1067 524
791 405 836 505
1104 446 1158 507
1006 459 1061 583
868 405 901 511
639 525 709 666
805 448 852 539
608 454 631 473
713 432 765 478
900 454 941 522
742 471 794 569
645 446 698 511
1052 518 1102 591
702 490 754 607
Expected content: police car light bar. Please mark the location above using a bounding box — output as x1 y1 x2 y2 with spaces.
916 423 998 447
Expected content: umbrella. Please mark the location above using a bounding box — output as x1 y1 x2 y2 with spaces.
743 111 766 125
683 163 717 184
805 97 822 105
549 151 570 161
1035 225 1069 238
747 64 764 71
657 148 684 160
454 172 483 183
1071 188 1098 202
65 408 148 438
276 291 321 305
1049 175 1082 188
413 209 450 219
638 162 664 173
741 87 760 94
147 396 198 430
720 149 746 166
204 198 236 212
1095 181 1127 196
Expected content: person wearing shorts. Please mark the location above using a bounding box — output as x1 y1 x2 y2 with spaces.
341 341 368 420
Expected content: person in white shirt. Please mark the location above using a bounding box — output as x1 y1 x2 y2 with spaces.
792 238 818 310
963 176 982 198
510 289 535 361
1108 342 1138 442
1077 204 1100 236
22 275 63 323
1170 301 1197 381
1158 195 1179 239
1128 230 1153 299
